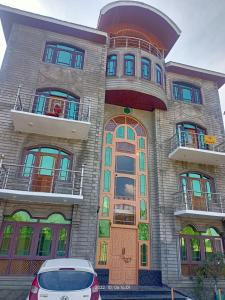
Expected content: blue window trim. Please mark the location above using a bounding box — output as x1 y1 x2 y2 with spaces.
173 82 202 104
124 54 135 76
43 43 84 69
155 64 162 85
141 57 151 80
106 55 117 76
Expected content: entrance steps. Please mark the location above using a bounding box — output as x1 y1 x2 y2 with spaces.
100 286 188 300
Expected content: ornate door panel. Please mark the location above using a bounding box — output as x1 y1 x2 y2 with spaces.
190 178 207 211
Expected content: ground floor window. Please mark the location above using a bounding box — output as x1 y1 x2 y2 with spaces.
179 226 224 276
0 211 71 275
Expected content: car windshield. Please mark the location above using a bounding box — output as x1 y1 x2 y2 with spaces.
38 270 94 291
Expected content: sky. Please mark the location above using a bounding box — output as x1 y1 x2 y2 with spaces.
0 0 225 121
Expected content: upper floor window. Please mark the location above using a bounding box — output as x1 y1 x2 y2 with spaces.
155 64 162 85
173 82 202 104
106 55 117 76
124 54 135 76
141 58 151 80
43 43 84 69
33 89 80 120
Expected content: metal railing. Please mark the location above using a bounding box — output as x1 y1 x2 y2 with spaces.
175 190 225 213
0 162 85 196
109 36 163 59
13 85 91 122
170 131 225 153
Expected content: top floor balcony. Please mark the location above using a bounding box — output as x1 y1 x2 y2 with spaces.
11 86 91 140
109 36 164 59
169 131 225 165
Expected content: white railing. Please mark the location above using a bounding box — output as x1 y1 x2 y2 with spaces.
170 131 225 153
13 85 91 122
0 161 85 196
109 36 163 59
175 190 225 213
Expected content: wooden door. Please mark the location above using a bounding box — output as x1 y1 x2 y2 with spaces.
186 128 198 148
109 228 137 285
32 154 57 192
190 178 207 210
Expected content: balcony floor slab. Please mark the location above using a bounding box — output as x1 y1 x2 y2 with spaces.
175 209 225 219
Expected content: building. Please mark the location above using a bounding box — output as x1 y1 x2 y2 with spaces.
0 1 225 299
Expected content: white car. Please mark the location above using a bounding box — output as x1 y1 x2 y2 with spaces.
27 258 101 300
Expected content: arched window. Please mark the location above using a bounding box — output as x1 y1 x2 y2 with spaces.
106 55 117 76
177 123 207 149
124 54 135 76
179 225 224 276
43 42 84 69
155 64 162 85
173 82 202 104
33 89 80 120
141 57 151 80
180 172 213 211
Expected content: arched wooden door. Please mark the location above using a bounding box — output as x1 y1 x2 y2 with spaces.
96 116 150 285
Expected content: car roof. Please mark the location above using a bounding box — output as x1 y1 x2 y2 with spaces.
38 258 94 274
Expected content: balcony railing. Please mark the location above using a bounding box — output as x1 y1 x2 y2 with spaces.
109 36 163 59
169 131 225 165
175 190 225 217
14 86 90 122
0 162 84 197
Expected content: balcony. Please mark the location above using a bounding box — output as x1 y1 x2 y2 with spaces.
109 36 163 59
0 161 84 204
169 131 225 165
11 86 91 140
174 191 225 219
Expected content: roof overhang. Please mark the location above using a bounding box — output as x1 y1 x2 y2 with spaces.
98 1 181 56
0 4 107 45
166 61 225 88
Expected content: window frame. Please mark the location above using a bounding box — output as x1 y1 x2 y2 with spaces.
172 81 202 104
155 64 163 85
124 54 135 76
106 54 117 76
141 57 151 80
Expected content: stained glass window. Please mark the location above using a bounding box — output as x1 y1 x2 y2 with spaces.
139 152 145 171
56 228 68 256
116 126 125 138
140 244 148 266
102 196 110 217
40 213 71 224
124 54 135 76
0 225 13 255
127 127 135 140
106 55 117 76
191 238 201 261
105 147 112 167
36 227 53 256
106 132 113 144
140 175 146 196
15 226 33 256
140 200 147 220
139 138 145 149
138 223 149 241
99 241 107 265
104 170 111 192
180 237 187 261
141 58 151 80
99 220 110 238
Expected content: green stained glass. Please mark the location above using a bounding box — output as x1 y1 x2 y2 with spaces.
202 227 220 237
105 147 112 167
140 175 146 196
139 152 145 171
204 238 213 259
36 227 53 256
0 225 13 255
5 211 38 223
15 226 33 256
180 237 187 261
127 127 135 140
180 226 199 235
138 223 149 241
40 213 71 224
102 196 110 217
106 132 113 144
56 228 68 256
140 244 147 266
139 138 145 149
99 241 107 265
104 170 111 192
116 126 125 138
99 220 110 238
191 238 201 261
140 200 147 220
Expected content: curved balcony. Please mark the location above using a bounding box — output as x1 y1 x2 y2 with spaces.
109 36 163 59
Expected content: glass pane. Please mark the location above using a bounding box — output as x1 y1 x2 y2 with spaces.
192 180 202 197
139 138 145 149
74 53 83 69
67 101 79 120
138 223 149 241
0 225 13 255
140 244 147 266
205 181 212 201
140 199 147 220
116 126 125 138
56 228 68 256
180 226 198 235
180 237 187 261
116 142 135 153
182 88 192 101
191 238 201 261
204 238 213 259
103 170 111 192
56 50 72 66
127 127 135 140
107 55 117 76
139 152 145 171
40 148 61 154
44 46 54 63
99 241 107 265
36 227 53 256
114 204 135 225
102 196 110 217
106 132 113 144
202 228 220 237
105 147 112 167
5 211 37 222
15 226 33 256
40 213 71 224
140 175 146 196
34 95 46 114
99 220 110 238
58 157 70 181
115 177 134 199
39 155 55 176
23 153 35 177
116 156 135 174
